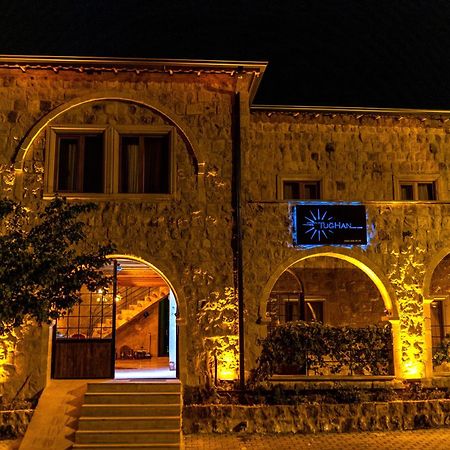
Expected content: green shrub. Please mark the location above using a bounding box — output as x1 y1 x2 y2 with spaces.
250 321 393 382
433 334 450 367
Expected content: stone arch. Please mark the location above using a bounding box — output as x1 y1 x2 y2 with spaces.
423 247 450 299
13 91 204 174
421 247 450 378
259 246 399 322
107 253 186 323
258 246 401 377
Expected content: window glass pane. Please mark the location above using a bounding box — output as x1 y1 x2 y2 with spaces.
431 301 445 352
55 289 113 340
418 183 435 200
120 136 141 193
144 136 170 194
400 184 414 200
283 182 300 199
304 183 320 200
284 300 299 322
120 135 170 194
57 134 104 193
57 137 80 191
83 134 104 193
283 181 320 200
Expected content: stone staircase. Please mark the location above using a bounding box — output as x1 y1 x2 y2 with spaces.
72 381 182 449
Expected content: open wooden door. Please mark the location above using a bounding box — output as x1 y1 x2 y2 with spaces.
51 261 117 379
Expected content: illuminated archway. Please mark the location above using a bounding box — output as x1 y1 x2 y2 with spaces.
13 92 204 174
260 247 398 321
258 246 401 377
107 253 185 321
107 254 182 379
423 247 450 300
422 247 450 378
50 253 185 380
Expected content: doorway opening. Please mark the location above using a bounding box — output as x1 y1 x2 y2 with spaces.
112 258 177 379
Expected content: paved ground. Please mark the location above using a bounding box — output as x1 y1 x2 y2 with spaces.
185 429 450 450
2 429 450 450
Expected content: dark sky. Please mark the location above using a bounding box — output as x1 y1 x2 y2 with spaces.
1 0 450 109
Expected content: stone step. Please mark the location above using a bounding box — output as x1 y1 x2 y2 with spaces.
81 404 181 417
72 444 179 450
84 392 180 404
87 381 181 393
75 430 180 445
78 416 180 430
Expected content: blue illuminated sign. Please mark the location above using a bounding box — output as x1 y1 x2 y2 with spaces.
293 204 367 246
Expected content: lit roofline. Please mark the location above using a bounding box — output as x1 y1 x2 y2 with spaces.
0 54 268 71
251 104 450 116
0 54 268 103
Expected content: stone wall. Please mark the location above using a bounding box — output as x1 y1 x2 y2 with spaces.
243 110 450 378
246 112 450 202
183 399 450 434
0 322 48 402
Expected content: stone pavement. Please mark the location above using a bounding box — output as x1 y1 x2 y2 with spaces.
184 429 450 450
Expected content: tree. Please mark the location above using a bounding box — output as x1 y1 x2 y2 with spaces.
0 197 115 334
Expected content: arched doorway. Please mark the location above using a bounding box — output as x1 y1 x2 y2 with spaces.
51 255 179 379
424 250 450 375
261 249 400 377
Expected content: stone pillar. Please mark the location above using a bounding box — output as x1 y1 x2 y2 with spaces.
389 319 403 378
422 299 434 378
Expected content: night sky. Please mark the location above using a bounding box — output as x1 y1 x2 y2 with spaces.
1 0 450 109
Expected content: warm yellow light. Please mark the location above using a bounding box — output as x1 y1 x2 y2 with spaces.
0 336 16 383
301 252 394 315
217 349 239 381
403 360 423 379
206 335 239 382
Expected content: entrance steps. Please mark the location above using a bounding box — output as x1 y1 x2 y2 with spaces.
72 380 181 450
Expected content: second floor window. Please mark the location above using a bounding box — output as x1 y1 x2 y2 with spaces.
48 126 173 197
283 180 321 200
119 135 170 194
399 181 436 200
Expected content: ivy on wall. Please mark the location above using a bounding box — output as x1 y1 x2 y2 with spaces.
250 321 393 382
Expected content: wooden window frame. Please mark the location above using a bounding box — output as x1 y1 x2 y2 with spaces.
45 125 175 200
393 174 441 201
277 175 323 200
113 126 175 198
268 292 326 326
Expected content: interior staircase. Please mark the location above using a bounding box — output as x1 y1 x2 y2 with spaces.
92 286 170 338
72 380 182 449
116 286 170 329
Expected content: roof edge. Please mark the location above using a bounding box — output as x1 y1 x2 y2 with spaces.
251 104 450 116
0 54 268 72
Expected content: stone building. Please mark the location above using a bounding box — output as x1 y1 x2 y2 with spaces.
1 54 450 404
